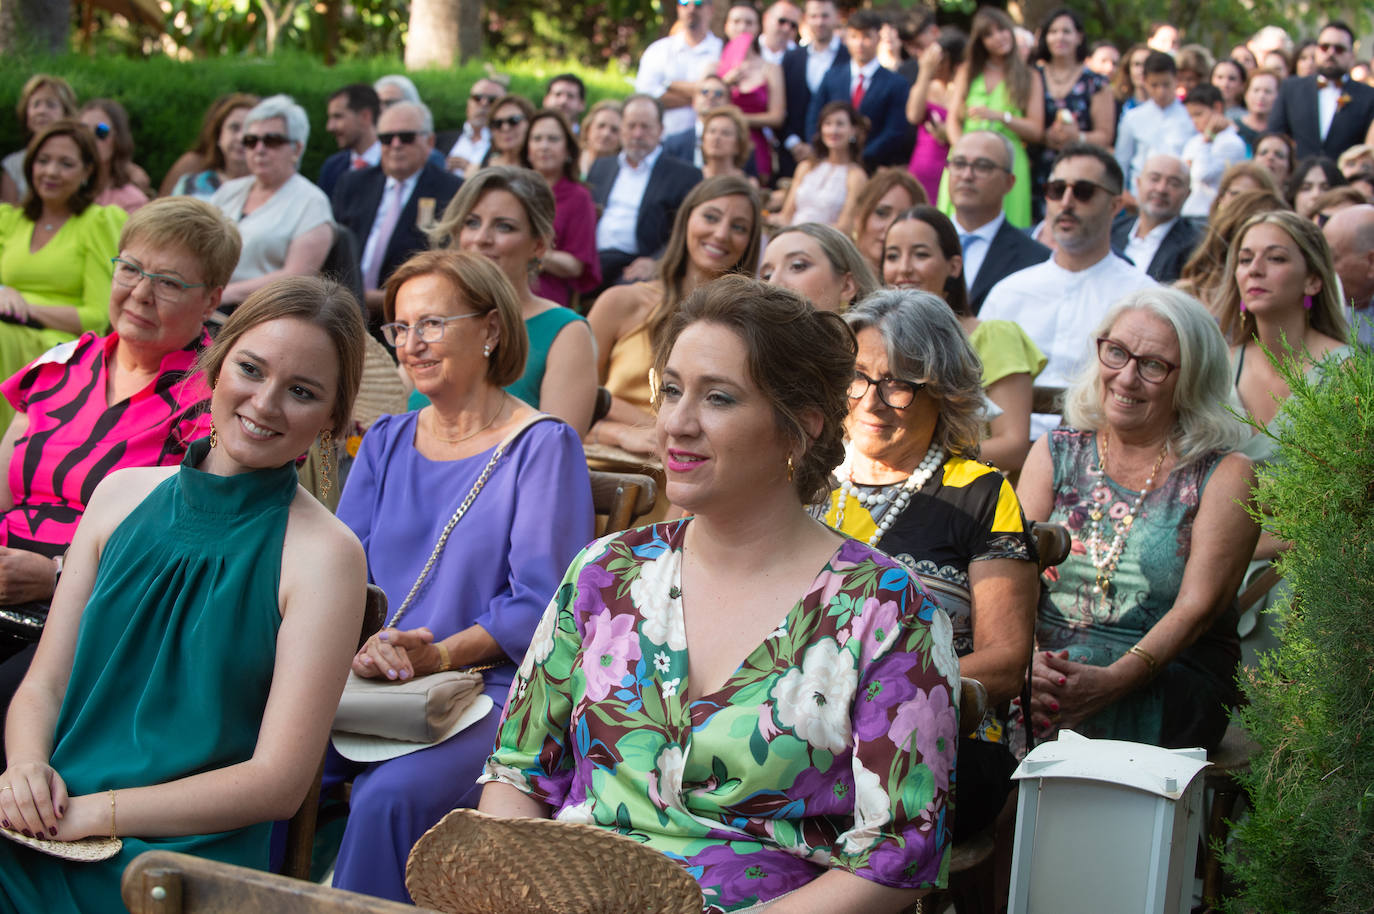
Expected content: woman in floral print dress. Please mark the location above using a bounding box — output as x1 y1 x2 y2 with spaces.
480 276 959 913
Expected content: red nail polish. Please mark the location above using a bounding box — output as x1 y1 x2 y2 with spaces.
49 827 56 836
1058 676 1066 685
1050 701 1060 712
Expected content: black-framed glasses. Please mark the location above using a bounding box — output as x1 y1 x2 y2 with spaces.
947 156 1009 176
776 17 798 29
92 122 111 140
847 371 926 409
490 115 525 131
1095 338 1177 383
1045 178 1117 203
241 132 290 150
469 93 500 105
110 257 206 301
381 313 480 347
379 131 421 146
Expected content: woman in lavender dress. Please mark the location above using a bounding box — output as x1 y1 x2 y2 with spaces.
327 250 594 904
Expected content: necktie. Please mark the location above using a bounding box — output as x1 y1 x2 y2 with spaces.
959 233 975 254
851 73 865 109
363 182 405 292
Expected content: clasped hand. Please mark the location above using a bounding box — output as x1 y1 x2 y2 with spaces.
353 626 438 681
1025 650 1130 737
0 761 94 841
0 547 59 605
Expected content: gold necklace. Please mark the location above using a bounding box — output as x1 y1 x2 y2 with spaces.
1086 431 1169 603
425 395 506 444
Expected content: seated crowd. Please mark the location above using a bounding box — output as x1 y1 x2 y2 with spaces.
0 6 1372 912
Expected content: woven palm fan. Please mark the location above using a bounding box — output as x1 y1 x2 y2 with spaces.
0 827 121 862
405 808 703 914
352 334 409 430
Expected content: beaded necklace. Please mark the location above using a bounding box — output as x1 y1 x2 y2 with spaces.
833 443 945 546
1086 431 1169 603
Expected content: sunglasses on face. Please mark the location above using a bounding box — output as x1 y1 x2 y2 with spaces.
469 93 500 105
1318 43 1350 54
92 122 111 140
699 87 728 98
379 131 421 146
241 133 291 150
776 17 798 29
490 115 526 130
678 0 706 6
1045 178 1116 203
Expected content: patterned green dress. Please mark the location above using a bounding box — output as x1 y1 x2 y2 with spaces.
482 520 959 912
0 438 298 913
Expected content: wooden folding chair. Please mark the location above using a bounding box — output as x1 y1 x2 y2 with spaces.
590 470 658 536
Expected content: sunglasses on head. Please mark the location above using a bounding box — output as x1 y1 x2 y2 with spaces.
1044 178 1116 203
470 93 500 105
490 115 525 130
241 133 291 150
379 131 420 145
92 122 111 140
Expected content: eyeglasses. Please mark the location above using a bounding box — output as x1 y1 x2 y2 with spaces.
379 131 421 146
1045 178 1117 203
490 115 526 131
677 0 706 6
847 371 926 409
92 122 111 140
1095 338 1177 383
241 133 291 150
110 257 206 301
1318 43 1350 54
776 17 798 29
470 93 500 105
380 313 481 347
948 156 1009 176
699 86 728 98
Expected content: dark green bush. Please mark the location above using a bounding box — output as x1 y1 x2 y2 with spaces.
1226 343 1374 913
0 53 631 188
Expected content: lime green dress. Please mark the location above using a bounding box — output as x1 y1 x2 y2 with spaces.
0 438 297 913
937 75 1031 228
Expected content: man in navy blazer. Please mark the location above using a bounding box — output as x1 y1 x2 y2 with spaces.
587 95 702 290
1268 21 1374 160
1110 153 1201 284
777 0 848 178
318 83 381 198
332 101 461 317
803 9 913 169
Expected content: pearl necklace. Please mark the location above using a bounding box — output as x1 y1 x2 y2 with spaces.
834 443 945 546
1085 432 1169 603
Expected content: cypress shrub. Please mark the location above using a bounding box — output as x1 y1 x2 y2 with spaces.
1226 342 1374 912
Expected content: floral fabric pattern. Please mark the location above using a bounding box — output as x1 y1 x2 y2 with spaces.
483 520 957 912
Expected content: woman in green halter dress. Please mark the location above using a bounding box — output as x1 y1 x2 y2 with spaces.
0 276 367 913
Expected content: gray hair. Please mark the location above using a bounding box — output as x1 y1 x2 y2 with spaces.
244 94 309 155
959 129 1016 170
384 100 435 135
374 74 422 104
843 289 985 459
768 222 878 307
1063 287 1251 466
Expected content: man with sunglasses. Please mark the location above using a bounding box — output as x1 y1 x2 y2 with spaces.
634 0 723 138
981 143 1157 440
332 101 461 318
318 83 381 198
436 77 505 178
1268 20 1374 160
760 1 801 65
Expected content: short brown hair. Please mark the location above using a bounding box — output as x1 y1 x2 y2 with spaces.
120 197 243 289
22 121 99 222
383 250 528 389
198 276 366 438
15 74 76 133
700 106 754 169
651 275 856 504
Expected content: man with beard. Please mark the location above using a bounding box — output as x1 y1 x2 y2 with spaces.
981 143 1156 440
1268 20 1374 159
1111 153 1200 284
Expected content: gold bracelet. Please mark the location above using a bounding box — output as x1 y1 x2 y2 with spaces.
1127 644 1159 677
108 789 116 838
435 642 451 672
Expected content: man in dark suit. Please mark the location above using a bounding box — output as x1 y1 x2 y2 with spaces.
777 0 848 178
332 101 461 318
803 9 913 169
1111 153 1201 284
318 84 380 198
947 131 1050 313
1268 20 1374 160
587 95 703 290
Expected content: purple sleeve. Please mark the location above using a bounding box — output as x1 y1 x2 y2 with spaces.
475 420 595 664
335 413 392 575
555 180 602 295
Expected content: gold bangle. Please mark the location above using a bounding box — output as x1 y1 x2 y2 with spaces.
108 789 116 838
1127 644 1159 677
435 642 451 672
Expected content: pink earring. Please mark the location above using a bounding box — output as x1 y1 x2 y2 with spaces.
1239 299 1247 313
1302 294 1313 311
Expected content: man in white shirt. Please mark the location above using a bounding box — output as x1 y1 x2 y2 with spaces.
1110 153 1200 284
635 0 725 137
439 78 503 178
1115 51 1197 192
1324 204 1374 348
981 143 1157 440
760 1 800 65
948 131 1051 312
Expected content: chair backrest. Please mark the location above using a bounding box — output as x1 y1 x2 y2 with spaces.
321 223 366 316
1031 522 1071 574
1032 385 1066 416
590 470 658 536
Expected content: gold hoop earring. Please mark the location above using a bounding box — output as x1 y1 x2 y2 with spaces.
786 453 795 482
319 429 334 500
209 421 218 449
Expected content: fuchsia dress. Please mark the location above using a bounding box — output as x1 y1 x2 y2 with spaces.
908 102 949 204
718 35 773 182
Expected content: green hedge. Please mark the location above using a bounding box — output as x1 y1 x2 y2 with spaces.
0 53 633 188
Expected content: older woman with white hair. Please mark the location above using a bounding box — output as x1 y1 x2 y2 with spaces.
210 94 334 312
1016 287 1259 752
820 288 1038 840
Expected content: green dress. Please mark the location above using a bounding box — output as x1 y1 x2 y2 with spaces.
937 74 1031 228
0 438 298 914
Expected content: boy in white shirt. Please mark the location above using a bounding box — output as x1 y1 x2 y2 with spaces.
1115 51 1197 193
1180 84 1249 218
